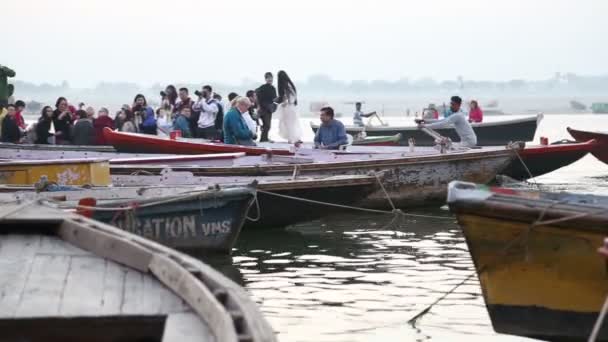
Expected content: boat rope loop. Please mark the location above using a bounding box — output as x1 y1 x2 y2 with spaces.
406 198 576 327
245 191 262 222
255 190 453 220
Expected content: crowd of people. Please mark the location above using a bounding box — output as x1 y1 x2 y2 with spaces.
0 69 317 147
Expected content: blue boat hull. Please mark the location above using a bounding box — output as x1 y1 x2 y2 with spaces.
92 188 254 254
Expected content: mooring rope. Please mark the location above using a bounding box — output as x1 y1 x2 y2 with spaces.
512 148 541 190
374 173 396 211
589 295 608 342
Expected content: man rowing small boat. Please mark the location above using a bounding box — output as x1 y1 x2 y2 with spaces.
416 96 477 148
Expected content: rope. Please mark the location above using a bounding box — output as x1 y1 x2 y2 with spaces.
245 192 261 222
374 173 396 211
512 147 541 190
255 190 453 220
589 295 608 342
130 170 155 176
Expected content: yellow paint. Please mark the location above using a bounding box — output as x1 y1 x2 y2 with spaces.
0 160 110 186
459 214 608 313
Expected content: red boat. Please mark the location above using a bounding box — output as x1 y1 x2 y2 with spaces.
501 139 596 180
103 128 294 156
567 127 608 164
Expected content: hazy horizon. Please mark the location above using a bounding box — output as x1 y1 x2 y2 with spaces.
5 0 608 87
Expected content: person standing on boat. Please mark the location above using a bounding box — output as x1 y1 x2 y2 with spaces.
314 106 348 150
418 96 477 148
223 97 256 146
468 100 483 123
14 100 27 131
132 94 157 135
193 85 220 140
174 88 194 115
442 96 468 118
0 65 16 109
52 97 74 144
275 70 303 144
1 104 22 143
255 72 277 142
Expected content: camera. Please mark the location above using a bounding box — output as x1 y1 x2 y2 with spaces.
194 90 202 97
160 91 167 97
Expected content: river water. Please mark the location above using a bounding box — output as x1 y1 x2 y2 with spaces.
211 114 606 341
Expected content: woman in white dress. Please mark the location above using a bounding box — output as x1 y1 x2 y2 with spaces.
275 70 302 144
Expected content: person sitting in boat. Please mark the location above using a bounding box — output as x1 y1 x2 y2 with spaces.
353 102 376 127
35 106 55 144
223 96 256 146
173 106 193 138
193 85 220 140
442 95 468 118
314 106 348 150
93 107 114 145
14 100 27 131
1 104 22 143
468 100 483 123
418 96 477 148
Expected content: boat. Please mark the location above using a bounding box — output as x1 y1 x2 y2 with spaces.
0 200 275 342
103 128 294 156
110 147 517 209
568 127 608 164
591 103 608 114
310 114 543 146
1 173 381 230
0 158 111 186
1 187 255 253
0 141 116 153
352 134 401 147
447 181 608 341
500 139 596 180
570 100 587 111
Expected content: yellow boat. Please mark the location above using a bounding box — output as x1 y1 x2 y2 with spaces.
447 181 608 341
0 158 110 186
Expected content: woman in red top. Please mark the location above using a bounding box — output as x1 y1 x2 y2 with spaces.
93 107 114 145
468 100 483 123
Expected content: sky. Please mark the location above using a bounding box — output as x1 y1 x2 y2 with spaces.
4 0 608 87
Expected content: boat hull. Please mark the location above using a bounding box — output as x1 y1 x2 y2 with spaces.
352 134 401 147
568 127 608 164
455 213 608 341
311 115 542 146
91 189 254 253
500 141 594 180
112 149 515 209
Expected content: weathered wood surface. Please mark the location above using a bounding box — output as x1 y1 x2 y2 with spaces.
0 201 277 342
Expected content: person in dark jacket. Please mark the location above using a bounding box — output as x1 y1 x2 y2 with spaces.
255 72 277 142
1 104 21 143
52 97 74 144
132 94 157 135
35 106 55 144
173 107 193 138
71 110 95 145
93 107 114 145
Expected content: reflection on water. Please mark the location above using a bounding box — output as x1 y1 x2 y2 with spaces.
202 115 608 341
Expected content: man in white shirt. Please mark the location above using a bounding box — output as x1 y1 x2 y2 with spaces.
418 96 477 147
193 85 219 139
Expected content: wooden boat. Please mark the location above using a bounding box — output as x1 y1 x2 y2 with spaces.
447 181 608 341
0 141 116 153
110 147 517 209
103 128 294 156
1 173 380 230
591 103 608 114
500 139 596 180
0 201 275 342
352 134 401 146
1 187 255 253
570 100 587 111
310 114 543 146
568 127 608 164
0 158 111 186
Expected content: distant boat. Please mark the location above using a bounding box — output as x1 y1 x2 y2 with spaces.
591 103 608 114
570 100 587 111
485 100 499 108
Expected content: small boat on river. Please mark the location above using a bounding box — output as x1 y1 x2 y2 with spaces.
0 187 255 254
310 114 543 146
499 139 596 180
568 127 608 164
351 134 401 146
103 128 294 156
110 146 517 209
448 181 608 342
0 201 275 342
591 103 608 114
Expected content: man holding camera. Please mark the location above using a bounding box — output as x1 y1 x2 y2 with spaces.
193 85 220 140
